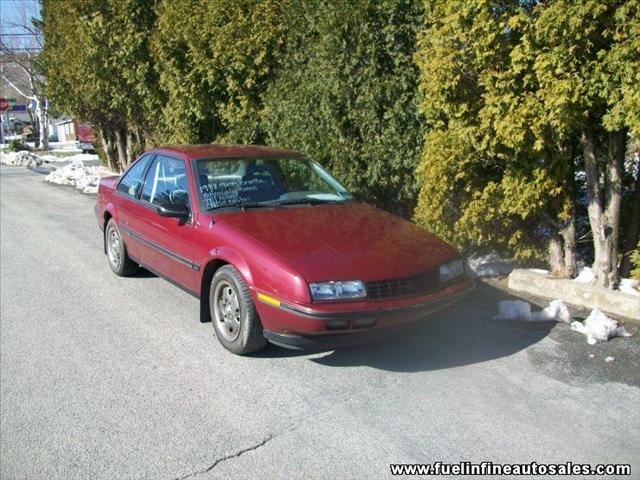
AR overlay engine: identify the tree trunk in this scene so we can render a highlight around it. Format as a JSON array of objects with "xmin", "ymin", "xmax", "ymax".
[
  {"xmin": 125, "ymin": 128, "xmax": 136, "ymax": 165},
  {"xmin": 581, "ymin": 128, "xmax": 609, "ymax": 287},
  {"xmin": 40, "ymin": 97, "xmax": 49, "ymax": 150},
  {"xmin": 548, "ymin": 233, "xmax": 565, "ymax": 275},
  {"xmin": 601, "ymin": 129, "xmax": 625, "ymax": 287},
  {"xmin": 114, "ymin": 127, "xmax": 128, "ymax": 170},
  {"xmin": 620, "ymin": 160, "xmax": 640, "ymax": 277},
  {"xmin": 98, "ymin": 127, "xmax": 118, "ymax": 172},
  {"xmin": 560, "ymin": 216, "xmax": 577, "ymax": 278},
  {"xmin": 35, "ymin": 97, "xmax": 49, "ymax": 150}
]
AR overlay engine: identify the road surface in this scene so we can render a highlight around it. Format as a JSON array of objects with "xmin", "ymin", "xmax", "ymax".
[{"xmin": 1, "ymin": 165, "xmax": 638, "ymax": 479}]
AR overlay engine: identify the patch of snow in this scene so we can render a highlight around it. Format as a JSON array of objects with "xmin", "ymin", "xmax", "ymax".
[
  {"xmin": 574, "ymin": 266, "xmax": 595, "ymax": 284},
  {"xmin": 570, "ymin": 309, "xmax": 632, "ymax": 344},
  {"xmin": 588, "ymin": 353, "xmax": 595, "ymax": 359},
  {"xmin": 50, "ymin": 148, "xmax": 83, "ymax": 153},
  {"xmin": 530, "ymin": 299, "xmax": 572, "ymax": 323},
  {"xmin": 45, "ymin": 160, "xmax": 115, "ymax": 194},
  {"xmin": 58, "ymin": 153, "xmax": 99, "ymax": 162},
  {"xmin": 49, "ymin": 142, "xmax": 82, "ymax": 153},
  {"xmin": 495, "ymin": 299, "xmax": 572, "ymax": 322},
  {"xmin": 573, "ymin": 265, "xmax": 639, "ymax": 296},
  {"xmin": 1, "ymin": 150, "xmax": 99, "ymax": 166},
  {"xmin": 38, "ymin": 154, "xmax": 65, "ymax": 163},
  {"xmin": 467, "ymin": 252, "xmax": 515, "ymax": 278},
  {"xmin": 619, "ymin": 278, "xmax": 640, "ymax": 296},
  {"xmin": 605, "ymin": 356, "xmax": 615, "ymax": 363},
  {"xmin": 528, "ymin": 268, "xmax": 549, "ymax": 275},
  {"xmin": 0, "ymin": 151, "xmax": 43, "ymax": 166}
]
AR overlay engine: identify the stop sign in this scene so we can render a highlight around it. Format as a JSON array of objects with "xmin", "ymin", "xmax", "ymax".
[{"xmin": 0, "ymin": 98, "xmax": 9, "ymax": 111}]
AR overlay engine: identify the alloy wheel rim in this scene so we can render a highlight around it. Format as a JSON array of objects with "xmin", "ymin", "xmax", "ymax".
[
  {"xmin": 213, "ymin": 280, "xmax": 242, "ymax": 342},
  {"xmin": 107, "ymin": 227, "xmax": 121, "ymax": 268}
]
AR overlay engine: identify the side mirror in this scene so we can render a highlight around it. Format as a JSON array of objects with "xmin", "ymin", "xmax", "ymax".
[{"xmin": 157, "ymin": 203, "xmax": 189, "ymax": 220}]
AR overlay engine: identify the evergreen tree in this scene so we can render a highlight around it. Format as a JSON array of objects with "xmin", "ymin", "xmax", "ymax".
[{"xmin": 262, "ymin": 0, "xmax": 424, "ymax": 217}]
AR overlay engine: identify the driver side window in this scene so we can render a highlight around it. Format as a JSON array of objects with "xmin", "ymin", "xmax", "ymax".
[{"xmin": 141, "ymin": 155, "xmax": 189, "ymax": 208}]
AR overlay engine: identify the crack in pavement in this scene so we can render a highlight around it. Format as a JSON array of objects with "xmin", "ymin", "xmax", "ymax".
[
  {"xmin": 170, "ymin": 386, "xmax": 366, "ymax": 480},
  {"xmin": 172, "ymin": 434, "xmax": 275, "ymax": 480}
]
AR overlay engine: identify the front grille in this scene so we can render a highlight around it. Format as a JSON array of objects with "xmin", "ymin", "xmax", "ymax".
[{"xmin": 366, "ymin": 270, "xmax": 440, "ymax": 300}]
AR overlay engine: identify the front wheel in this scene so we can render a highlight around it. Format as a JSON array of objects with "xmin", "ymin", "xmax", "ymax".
[{"xmin": 210, "ymin": 265, "xmax": 267, "ymax": 355}]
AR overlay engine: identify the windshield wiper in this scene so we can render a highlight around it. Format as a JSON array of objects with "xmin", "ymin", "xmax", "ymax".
[
  {"xmin": 273, "ymin": 198, "xmax": 341, "ymax": 207},
  {"xmin": 207, "ymin": 198, "xmax": 344, "ymax": 212},
  {"xmin": 207, "ymin": 201, "xmax": 274, "ymax": 212}
]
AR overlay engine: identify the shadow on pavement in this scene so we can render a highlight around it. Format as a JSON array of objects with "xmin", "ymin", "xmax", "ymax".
[
  {"xmin": 256, "ymin": 282, "xmax": 555, "ymax": 372},
  {"xmin": 133, "ymin": 267, "xmax": 158, "ymax": 279}
]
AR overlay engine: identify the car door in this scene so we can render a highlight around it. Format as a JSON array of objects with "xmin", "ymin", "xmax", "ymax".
[
  {"xmin": 127, "ymin": 154, "xmax": 199, "ymax": 293},
  {"xmin": 114, "ymin": 153, "xmax": 154, "ymax": 261}
]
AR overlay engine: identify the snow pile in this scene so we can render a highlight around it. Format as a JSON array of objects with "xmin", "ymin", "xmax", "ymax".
[
  {"xmin": 58, "ymin": 153, "xmax": 99, "ymax": 163},
  {"xmin": 528, "ymin": 268, "xmax": 550, "ymax": 275},
  {"xmin": 0, "ymin": 151, "xmax": 43, "ymax": 167},
  {"xmin": 494, "ymin": 299, "xmax": 572, "ymax": 322},
  {"xmin": 573, "ymin": 265, "xmax": 639, "ymax": 296},
  {"xmin": 467, "ymin": 252, "xmax": 515, "ymax": 278},
  {"xmin": 531, "ymin": 299, "xmax": 572, "ymax": 322},
  {"xmin": 574, "ymin": 266, "xmax": 595, "ymax": 284},
  {"xmin": 1, "ymin": 150, "xmax": 99, "ymax": 166},
  {"xmin": 49, "ymin": 141, "xmax": 82, "ymax": 153},
  {"xmin": 619, "ymin": 278, "xmax": 640, "ymax": 296},
  {"xmin": 570, "ymin": 309, "xmax": 632, "ymax": 345},
  {"xmin": 38, "ymin": 154, "xmax": 64, "ymax": 163},
  {"xmin": 45, "ymin": 160, "xmax": 113, "ymax": 194},
  {"xmin": 38, "ymin": 152, "xmax": 98, "ymax": 164}
]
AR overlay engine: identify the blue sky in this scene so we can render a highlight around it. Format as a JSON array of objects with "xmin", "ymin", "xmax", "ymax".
[{"xmin": 0, "ymin": 0, "xmax": 41, "ymax": 34}]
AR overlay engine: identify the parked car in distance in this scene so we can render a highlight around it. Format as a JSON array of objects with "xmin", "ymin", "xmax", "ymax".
[
  {"xmin": 55, "ymin": 118, "xmax": 96, "ymax": 152},
  {"xmin": 95, "ymin": 145, "xmax": 475, "ymax": 354}
]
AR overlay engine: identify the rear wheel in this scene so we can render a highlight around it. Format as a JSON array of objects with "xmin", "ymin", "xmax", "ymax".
[
  {"xmin": 105, "ymin": 218, "xmax": 138, "ymax": 276},
  {"xmin": 210, "ymin": 265, "xmax": 267, "ymax": 355}
]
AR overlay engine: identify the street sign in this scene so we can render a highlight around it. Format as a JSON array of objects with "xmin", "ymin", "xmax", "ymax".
[{"xmin": 0, "ymin": 98, "xmax": 9, "ymax": 112}]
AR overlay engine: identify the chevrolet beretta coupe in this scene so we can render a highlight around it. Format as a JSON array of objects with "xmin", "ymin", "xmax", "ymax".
[{"xmin": 95, "ymin": 145, "xmax": 474, "ymax": 354}]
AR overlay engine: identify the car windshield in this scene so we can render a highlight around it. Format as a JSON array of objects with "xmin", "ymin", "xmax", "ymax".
[{"xmin": 195, "ymin": 156, "xmax": 353, "ymax": 211}]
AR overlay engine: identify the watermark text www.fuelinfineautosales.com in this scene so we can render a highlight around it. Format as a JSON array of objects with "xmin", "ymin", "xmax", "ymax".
[{"xmin": 389, "ymin": 461, "xmax": 631, "ymax": 476}]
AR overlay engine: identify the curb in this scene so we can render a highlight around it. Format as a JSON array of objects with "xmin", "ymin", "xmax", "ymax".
[{"xmin": 508, "ymin": 269, "xmax": 640, "ymax": 321}]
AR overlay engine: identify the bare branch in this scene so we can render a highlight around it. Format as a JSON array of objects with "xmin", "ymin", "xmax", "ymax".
[
  {"xmin": 1, "ymin": 74, "xmax": 37, "ymax": 101},
  {"xmin": 3, "ymin": 21, "xmax": 43, "ymax": 49},
  {"xmin": 0, "ymin": 39, "xmax": 36, "ymax": 72}
]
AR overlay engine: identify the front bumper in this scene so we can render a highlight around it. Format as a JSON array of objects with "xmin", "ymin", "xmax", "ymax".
[{"xmin": 260, "ymin": 278, "xmax": 475, "ymax": 350}]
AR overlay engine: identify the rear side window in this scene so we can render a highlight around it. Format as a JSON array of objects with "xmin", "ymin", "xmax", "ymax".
[{"xmin": 116, "ymin": 155, "xmax": 152, "ymax": 197}]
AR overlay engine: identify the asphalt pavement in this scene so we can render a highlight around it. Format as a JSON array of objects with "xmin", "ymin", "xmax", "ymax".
[{"xmin": 1, "ymin": 165, "xmax": 638, "ymax": 479}]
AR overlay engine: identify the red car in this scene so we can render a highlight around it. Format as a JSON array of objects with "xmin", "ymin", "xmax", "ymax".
[{"xmin": 95, "ymin": 145, "xmax": 475, "ymax": 354}]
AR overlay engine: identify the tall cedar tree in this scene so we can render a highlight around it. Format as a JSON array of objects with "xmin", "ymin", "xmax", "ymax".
[
  {"xmin": 262, "ymin": 0, "xmax": 425, "ymax": 217},
  {"xmin": 414, "ymin": 0, "xmax": 639, "ymax": 286}
]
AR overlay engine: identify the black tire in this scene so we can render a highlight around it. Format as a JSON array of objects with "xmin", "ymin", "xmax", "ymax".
[
  {"xmin": 105, "ymin": 218, "xmax": 138, "ymax": 276},
  {"xmin": 210, "ymin": 265, "xmax": 267, "ymax": 355}
]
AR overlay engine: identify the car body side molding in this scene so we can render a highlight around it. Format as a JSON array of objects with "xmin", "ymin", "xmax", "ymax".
[{"xmin": 121, "ymin": 224, "xmax": 200, "ymax": 271}]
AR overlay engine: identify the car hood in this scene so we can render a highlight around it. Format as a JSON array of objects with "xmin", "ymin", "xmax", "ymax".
[{"xmin": 217, "ymin": 202, "xmax": 459, "ymax": 282}]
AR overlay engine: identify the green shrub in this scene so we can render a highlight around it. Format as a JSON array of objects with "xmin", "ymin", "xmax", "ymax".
[
  {"xmin": 8, "ymin": 139, "xmax": 31, "ymax": 152},
  {"xmin": 630, "ymin": 242, "xmax": 640, "ymax": 280},
  {"xmin": 262, "ymin": 0, "xmax": 424, "ymax": 218}
]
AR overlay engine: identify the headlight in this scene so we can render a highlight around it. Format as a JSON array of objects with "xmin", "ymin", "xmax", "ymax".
[
  {"xmin": 309, "ymin": 280, "xmax": 366, "ymax": 301},
  {"xmin": 439, "ymin": 259, "xmax": 464, "ymax": 283}
]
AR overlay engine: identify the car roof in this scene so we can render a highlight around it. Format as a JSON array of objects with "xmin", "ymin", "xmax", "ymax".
[{"xmin": 151, "ymin": 144, "xmax": 303, "ymax": 161}]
